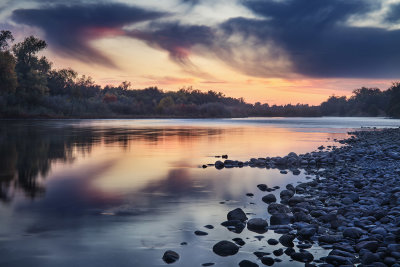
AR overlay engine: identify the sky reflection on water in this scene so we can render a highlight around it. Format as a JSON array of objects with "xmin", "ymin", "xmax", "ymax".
[{"xmin": 0, "ymin": 118, "xmax": 398, "ymax": 266}]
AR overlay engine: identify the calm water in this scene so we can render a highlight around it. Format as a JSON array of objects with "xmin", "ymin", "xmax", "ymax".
[{"xmin": 0, "ymin": 117, "xmax": 399, "ymax": 267}]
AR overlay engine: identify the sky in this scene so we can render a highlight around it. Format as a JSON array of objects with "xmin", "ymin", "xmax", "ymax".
[{"xmin": 1, "ymin": 0, "xmax": 400, "ymax": 104}]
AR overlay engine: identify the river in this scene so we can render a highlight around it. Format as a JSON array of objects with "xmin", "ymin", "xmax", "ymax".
[{"xmin": 0, "ymin": 117, "xmax": 399, "ymax": 266}]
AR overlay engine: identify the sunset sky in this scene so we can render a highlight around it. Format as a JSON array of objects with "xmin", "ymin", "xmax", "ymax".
[{"xmin": 1, "ymin": 0, "xmax": 400, "ymax": 104}]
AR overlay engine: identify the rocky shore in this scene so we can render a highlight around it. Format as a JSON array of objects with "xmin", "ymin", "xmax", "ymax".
[{"xmin": 165, "ymin": 128, "xmax": 400, "ymax": 266}]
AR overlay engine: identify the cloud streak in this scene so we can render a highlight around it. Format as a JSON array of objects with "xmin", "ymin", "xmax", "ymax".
[{"xmin": 12, "ymin": 3, "xmax": 167, "ymax": 66}]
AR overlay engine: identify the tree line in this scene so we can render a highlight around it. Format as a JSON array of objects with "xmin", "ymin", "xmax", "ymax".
[{"xmin": 1, "ymin": 30, "xmax": 400, "ymax": 118}]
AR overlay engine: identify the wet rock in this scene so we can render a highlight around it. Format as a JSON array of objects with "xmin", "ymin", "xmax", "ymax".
[
  {"xmin": 292, "ymin": 169, "xmax": 301, "ymax": 175},
  {"xmin": 227, "ymin": 208, "xmax": 248, "ymax": 222},
  {"xmin": 291, "ymin": 251, "xmax": 314, "ymax": 263},
  {"xmin": 343, "ymin": 227, "xmax": 365, "ymax": 239},
  {"xmin": 361, "ymin": 252, "xmax": 380, "ymax": 265},
  {"xmin": 297, "ymin": 242, "xmax": 312, "ymax": 249},
  {"xmin": 194, "ymin": 230, "xmax": 208, "ymax": 236},
  {"xmin": 267, "ymin": 238, "xmax": 279, "ymax": 245},
  {"xmin": 273, "ymin": 248, "xmax": 284, "ymax": 256},
  {"xmin": 232, "ymin": 237, "xmax": 245, "ymax": 246},
  {"xmin": 286, "ymin": 184, "xmax": 295, "ymax": 191},
  {"xmin": 325, "ymin": 255, "xmax": 353, "ymax": 265},
  {"xmin": 239, "ymin": 260, "xmax": 259, "ymax": 267},
  {"xmin": 262, "ymin": 194, "xmax": 277, "ymax": 203},
  {"xmin": 371, "ymin": 227, "xmax": 387, "ymax": 236},
  {"xmin": 204, "ymin": 225, "xmax": 214, "ymax": 229},
  {"xmin": 284, "ymin": 247, "xmax": 295, "ymax": 256},
  {"xmin": 261, "ymin": 256, "xmax": 274, "ymax": 266},
  {"xmin": 355, "ymin": 240, "xmax": 379, "ymax": 252},
  {"xmin": 280, "ymin": 190, "xmax": 295, "ymax": 199},
  {"xmin": 279, "ymin": 234, "xmax": 295, "ymax": 247},
  {"xmin": 318, "ymin": 235, "xmax": 343, "ymax": 244},
  {"xmin": 288, "ymin": 196, "xmax": 306, "ymax": 206},
  {"xmin": 270, "ymin": 213, "xmax": 291, "ymax": 225},
  {"xmin": 212, "ymin": 240, "xmax": 239, "ymax": 256},
  {"xmin": 297, "ymin": 227, "xmax": 316, "ymax": 239},
  {"xmin": 162, "ymin": 250, "xmax": 180, "ymax": 264},
  {"xmin": 221, "ymin": 220, "xmax": 245, "ymax": 233},
  {"xmin": 268, "ymin": 203, "xmax": 290, "ymax": 214},
  {"xmin": 247, "ymin": 218, "xmax": 268, "ymax": 233},
  {"xmin": 202, "ymin": 263, "xmax": 215, "ymax": 266},
  {"xmin": 293, "ymin": 211, "xmax": 312, "ymax": 223},
  {"xmin": 257, "ymin": 184, "xmax": 268, "ymax": 191},
  {"xmin": 215, "ymin": 161, "xmax": 224, "ymax": 169}
]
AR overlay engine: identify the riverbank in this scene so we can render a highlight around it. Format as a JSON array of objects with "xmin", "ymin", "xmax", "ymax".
[{"xmin": 179, "ymin": 128, "xmax": 400, "ymax": 266}]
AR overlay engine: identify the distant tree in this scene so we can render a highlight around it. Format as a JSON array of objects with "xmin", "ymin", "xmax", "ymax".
[
  {"xmin": 119, "ymin": 81, "xmax": 131, "ymax": 91},
  {"xmin": 387, "ymin": 82, "xmax": 400, "ymax": 117},
  {"xmin": 320, "ymin": 95, "xmax": 348, "ymax": 116},
  {"xmin": 0, "ymin": 31, "xmax": 17, "ymax": 94},
  {"xmin": 157, "ymin": 96, "xmax": 175, "ymax": 113},
  {"xmin": 13, "ymin": 36, "xmax": 51, "ymax": 99},
  {"xmin": 349, "ymin": 87, "xmax": 387, "ymax": 116},
  {"xmin": 103, "ymin": 93, "xmax": 117, "ymax": 103},
  {"xmin": 47, "ymin": 68, "xmax": 78, "ymax": 96}
]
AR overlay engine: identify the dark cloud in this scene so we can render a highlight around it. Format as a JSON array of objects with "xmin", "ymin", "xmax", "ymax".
[
  {"xmin": 386, "ymin": 3, "xmax": 400, "ymax": 23},
  {"xmin": 8, "ymin": 0, "xmax": 400, "ymax": 79},
  {"xmin": 126, "ymin": 22, "xmax": 217, "ymax": 78},
  {"xmin": 127, "ymin": 22, "xmax": 214, "ymax": 65},
  {"xmin": 234, "ymin": 0, "xmax": 400, "ymax": 78},
  {"xmin": 12, "ymin": 3, "xmax": 167, "ymax": 66}
]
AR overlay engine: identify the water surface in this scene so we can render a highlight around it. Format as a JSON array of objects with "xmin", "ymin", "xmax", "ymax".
[{"xmin": 0, "ymin": 117, "xmax": 399, "ymax": 266}]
